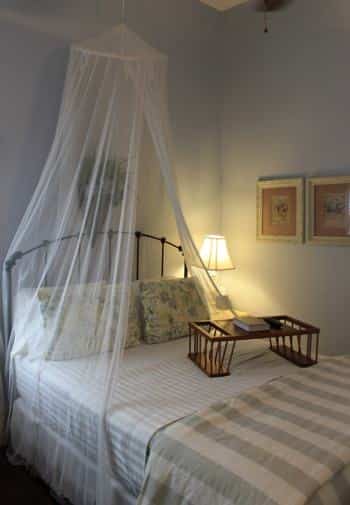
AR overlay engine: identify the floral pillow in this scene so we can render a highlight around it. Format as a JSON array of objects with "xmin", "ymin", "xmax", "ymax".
[
  {"xmin": 140, "ymin": 277, "xmax": 209, "ymax": 344},
  {"xmin": 96, "ymin": 282, "xmax": 141, "ymax": 350}
]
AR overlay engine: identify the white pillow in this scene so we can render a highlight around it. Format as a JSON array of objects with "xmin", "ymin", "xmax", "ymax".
[
  {"xmin": 14, "ymin": 281, "xmax": 141, "ymax": 361},
  {"xmin": 12, "ymin": 288, "xmax": 46, "ymax": 358},
  {"xmin": 42, "ymin": 282, "xmax": 106, "ymax": 361},
  {"xmin": 13, "ymin": 283, "xmax": 106, "ymax": 361}
]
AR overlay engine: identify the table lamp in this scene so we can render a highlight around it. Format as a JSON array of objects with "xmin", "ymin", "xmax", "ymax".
[
  {"xmin": 200, "ymin": 235, "xmax": 235, "ymax": 314},
  {"xmin": 199, "ymin": 235, "xmax": 235, "ymax": 273}
]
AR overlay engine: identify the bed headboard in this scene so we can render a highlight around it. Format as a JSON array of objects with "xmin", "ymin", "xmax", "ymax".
[{"xmin": 2, "ymin": 230, "xmax": 187, "ymax": 345}]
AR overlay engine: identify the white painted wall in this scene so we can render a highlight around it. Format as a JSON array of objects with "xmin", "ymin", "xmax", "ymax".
[{"xmin": 220, "ymin": 0, "xmax": 350, "ymax": 355}]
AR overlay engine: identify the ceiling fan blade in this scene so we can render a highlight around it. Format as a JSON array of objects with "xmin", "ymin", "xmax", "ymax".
[{"xmin": 251, "ymin": 0, "xmax": 294, "ymax": 11}]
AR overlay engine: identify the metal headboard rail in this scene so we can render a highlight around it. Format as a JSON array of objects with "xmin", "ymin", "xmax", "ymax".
[{"xmin": 2, "ymin": 230, "xmax": 188, "ymax": 345}]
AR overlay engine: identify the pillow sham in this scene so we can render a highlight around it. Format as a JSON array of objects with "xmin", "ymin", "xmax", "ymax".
[
  {"xmin": 140, "ymin": 277, "xmax": 209, "ymax": 344},
  {"xmin": 43, "ymin": 281, "xmax": 141, "ymax": 360},
  {"xmin": 13, "ymin": 283, "xmax": 106, "ymax": 360},
  {"xmin": 39, "ymin": 282, "xmax": 106, "ymax": 361},
  {"xmin": 35, "ymin": 280, "xmax": 141, "ymax": 360}
]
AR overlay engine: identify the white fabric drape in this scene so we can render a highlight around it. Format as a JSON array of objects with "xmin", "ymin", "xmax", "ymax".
[
  {"xmin": 3, "ymin": 24, "xmax": 230, "ymax": 505},
  {"xmin": 143, "ymin": 61, "xmax": 224, "ymax": 315}
]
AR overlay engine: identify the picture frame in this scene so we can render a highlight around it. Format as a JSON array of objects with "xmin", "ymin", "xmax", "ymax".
[
  {"xmin": 307, "ymin": 176, "xmax": 350, "ymax": 245},
  {"xmin": 257, "ymin": 178, "xmax": 304, "ymax": 243}
]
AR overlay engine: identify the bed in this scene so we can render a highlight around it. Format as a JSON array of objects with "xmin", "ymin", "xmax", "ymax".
[
  {"xmin": 5, "ymin": 231, "xmax": 350, "ymax": 505},
  {"xmin": 3, "ymin": 230, "xmax": 290, "ymax": 504}
]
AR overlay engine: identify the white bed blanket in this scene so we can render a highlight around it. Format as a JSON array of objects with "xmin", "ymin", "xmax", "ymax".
[{"xmin": 14, "ymin": 338, "xmax": 296, "ymax": 498}]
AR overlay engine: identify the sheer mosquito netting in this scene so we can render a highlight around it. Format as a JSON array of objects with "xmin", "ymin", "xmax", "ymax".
[{"xmin": 2, "ymin": 24, "xmax": 232, "ymax": 505}]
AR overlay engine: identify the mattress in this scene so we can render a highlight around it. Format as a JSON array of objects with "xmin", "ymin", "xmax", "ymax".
[{"xmin": 13, "ymin": 338, "xmax": 297, "ymax": 498}]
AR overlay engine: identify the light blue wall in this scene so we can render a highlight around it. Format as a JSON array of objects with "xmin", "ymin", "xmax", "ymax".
[
  {"xmin": 0, "ymin": 0, "xmax": 224, "ymax": 267},
  {"xmin": 0, "ymin": 20, "xmax": 67, "ymax": 262},
  {"xmin": 220, "ymin": 0, "xmax": 350, "ymax": 354}
]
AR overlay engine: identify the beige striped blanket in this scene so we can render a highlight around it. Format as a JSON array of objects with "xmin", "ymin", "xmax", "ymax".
[{"xmin": 138, "ymin": 357, "xmax": 350, "ymax": 505}]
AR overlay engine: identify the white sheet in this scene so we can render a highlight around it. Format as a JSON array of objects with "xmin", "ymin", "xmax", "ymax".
[{"xmin": 13, "ymin": 338, "xmax": 297, "ymax": 498}]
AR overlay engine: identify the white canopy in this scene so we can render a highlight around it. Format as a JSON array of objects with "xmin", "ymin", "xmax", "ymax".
[
  {"xmin": 74, "ymin": 24, "xmax": 166, "ymax": 61},
  {"xmin": 3, "ymin": 24, "xmax": 231, "ymax": 505}
]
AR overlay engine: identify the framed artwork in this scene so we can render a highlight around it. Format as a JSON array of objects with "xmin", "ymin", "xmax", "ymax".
[
  {"xmin": 257, "ymin": 178, "xmax": 304, "ymax": 243},
  {"xmin": 307, "ymin": 176, "xmax": 350, "ymax": 245}
]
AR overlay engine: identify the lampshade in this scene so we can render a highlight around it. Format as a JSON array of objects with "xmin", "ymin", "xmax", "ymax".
[{"xmin": 200, "ymin": 235, "xmax": 235, "ymax": 271}]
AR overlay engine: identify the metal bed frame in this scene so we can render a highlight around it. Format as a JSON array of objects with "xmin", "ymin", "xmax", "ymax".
[{"xmin": 2, "ymin": 230, "xmax": 187, "ymax": 345}]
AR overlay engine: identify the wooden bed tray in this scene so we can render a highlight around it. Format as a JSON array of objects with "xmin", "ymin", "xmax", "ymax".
[{"xmin": 189, "ymin": 316, "xmax": 320, "ymax": 378}]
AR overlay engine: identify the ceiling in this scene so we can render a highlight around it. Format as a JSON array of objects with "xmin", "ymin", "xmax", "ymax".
[{"xmin": 199, "ymin": 0, "xmax": 247, "ymax": 11}]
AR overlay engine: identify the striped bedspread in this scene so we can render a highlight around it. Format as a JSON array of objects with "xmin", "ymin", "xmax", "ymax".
[
  {"xmin": 138, "ymin": 357, "xmax": 350, "ymax": 505},
  {"xmin": 14, "ymin": 340, "xmax": 294, "ymax": 500}
]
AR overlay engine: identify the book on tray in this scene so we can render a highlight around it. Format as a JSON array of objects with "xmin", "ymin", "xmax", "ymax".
[{"xmin": 234, "ymin": 316, "xmax": 270, "ymax": 332}]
